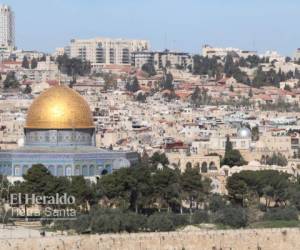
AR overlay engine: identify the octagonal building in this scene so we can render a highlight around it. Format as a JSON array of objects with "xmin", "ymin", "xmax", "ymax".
[{"xmin": 0, "ymin": 85, "xmax": 138, "ymax": 181}]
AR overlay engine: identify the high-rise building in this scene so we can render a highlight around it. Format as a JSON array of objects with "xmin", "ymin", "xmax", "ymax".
[
  {"xmin": 0, "ymin": 4, "xmax": 14, "ymax": 50},
  {"xmin": 68, "ymin": 37, "xmax": 149, "ymax": 68}
]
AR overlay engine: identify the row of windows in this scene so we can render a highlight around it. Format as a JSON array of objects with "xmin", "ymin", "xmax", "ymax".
[
  {"xmin": 27, "ymin": 134, "xmax": 91, "ymax": 142},
  {"xmin": 185, "ymin": 161, "xmax": 217, "ymax": 173},
  {"xmin": 0, "ymin": 164, "xmax": 111, "ymax": 177}
]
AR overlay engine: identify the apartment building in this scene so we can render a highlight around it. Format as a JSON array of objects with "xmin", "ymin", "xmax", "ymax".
[
  {"xmin": 131, "ymin": 50, "xmax": 192, "ymax": 70},
  {"xmin": 67, "ymin": 37, "xmax": 149, "ymax": 68},
  {"xmin": 0, "ymin": 5, "xmax": 14, "ymax": 50}
]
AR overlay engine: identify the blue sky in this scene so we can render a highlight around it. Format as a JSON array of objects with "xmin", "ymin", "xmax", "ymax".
[{"xmin": 3, "ymin": 0, "xmax": 300, "ymax": 55}]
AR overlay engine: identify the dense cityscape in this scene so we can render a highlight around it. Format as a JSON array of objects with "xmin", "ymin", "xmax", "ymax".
[{"xmin": 1, "ymin": 2, "xmax": 300, "ymax": 250}]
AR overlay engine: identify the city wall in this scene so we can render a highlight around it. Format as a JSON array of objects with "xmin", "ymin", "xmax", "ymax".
[{"xmin": 0, "ymin": 228, "xmax": 300, "ymax": 250}]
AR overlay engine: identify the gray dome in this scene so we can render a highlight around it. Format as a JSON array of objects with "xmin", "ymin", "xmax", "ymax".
[{"xmin": 237, "ymin": 127, "xmax": 251, "ymax": 138}]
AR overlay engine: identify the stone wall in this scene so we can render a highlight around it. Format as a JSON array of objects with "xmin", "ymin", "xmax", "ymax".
[{"xmin": 1, "ymin": 228, "xmax": 300, "ymax": 250}]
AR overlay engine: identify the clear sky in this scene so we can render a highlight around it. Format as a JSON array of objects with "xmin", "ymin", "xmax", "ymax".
[{"xmin": 3, "ymin": 0, "xmax": 300, "ymax": 56}]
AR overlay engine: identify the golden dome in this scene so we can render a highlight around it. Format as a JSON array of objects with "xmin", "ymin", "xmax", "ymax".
[{"xmin": 25, "ymin": 85, "xmax": 94, "ymax": 129}]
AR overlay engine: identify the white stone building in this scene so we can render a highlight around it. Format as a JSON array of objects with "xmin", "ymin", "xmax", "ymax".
[{"xmin": 67, "ymin": 37, "xmax": 149, "ymax": 68}]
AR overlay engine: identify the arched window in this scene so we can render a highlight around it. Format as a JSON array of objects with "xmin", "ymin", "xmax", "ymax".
[
  {"xmin": 48, "ymin": 165, "xmax": 55, "ymax": 175},
  {"xmin": 82, "ymin": 165, "xmax": 88, "ymax": 176},
  {"xmin": 74, "ymin": 165, "xmax": 81, "ymax": 176},
  {"xmin": 57, "ymin": 165, "xmax": 64, "ymax": 176},
  {"xmin": 22, "ymin": 165, "xmax": 29, "ymax": 175},
  {"xmin": 186, "ymin": 162, "xmax": 192, "ymax": 169},
  {"xmin": 97, "ymin": 165, "xmax": 103, "ymax": 175},
  {"xmin": 3, "ymin": 165, "xmax": 11, "ymax": 175},
  {"xmin": 201, "ymin": 162, "xmax": 208, "ymax": 173},
  {"xmin": 90, "ymin": 165, "xmax": 95, "ymax": 176},
  {"xmin": 65, "ymin": 165, "xmax": 72, "ymax": 176},
  {"xmin": 14, "ymin": 165, "xmax": 21, "ymax": 176},
  {"xmin": 209, "ymin": 162, "xmax": 217, "ymax": 171},
  {"xmin": 194, "ymin": 163, "xmax": 200, "ymax": 172}
]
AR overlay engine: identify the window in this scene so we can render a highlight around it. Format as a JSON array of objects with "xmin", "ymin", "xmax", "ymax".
[
  {"xmin": 97, "ymin": 165, "xmax": 103, "ymax": 175},
  {"xmin": 90, "ymin": 165, "xmax": 95, "ymax": 176},
  {"xmin": 48, "ymin": 165, "xmax": 55, "ymax": 175},
  {"xmin": 22, "ymin": 165, "xmax": 29, "ymax": 175},
  {"xmin": 14, "ymin": 165, "xmax": 20, "ymax": 176},
  {"xmin": 65, "ymin": 165, "xmax": 72, "ymax": 176},
  {"xmin": 57, "ymin": 165, "xmax": 64, "ymax": 176},
  {"xmin": 82, "ymin": 165, "xmax": 88, "ymax": 176},
  {"xmin": 74, "ymin": 165, "xmax": 81, "ymax": 176}
]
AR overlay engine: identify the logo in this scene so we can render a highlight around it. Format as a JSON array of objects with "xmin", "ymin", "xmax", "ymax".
[{"xmin": 9, "ymin": 193, "xmax": 77, "ymax": 221}]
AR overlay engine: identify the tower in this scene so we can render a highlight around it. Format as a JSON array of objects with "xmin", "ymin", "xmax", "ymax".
[{"xmin": 0, "ymin": 5, "xmax": 15, "ymax": 50}]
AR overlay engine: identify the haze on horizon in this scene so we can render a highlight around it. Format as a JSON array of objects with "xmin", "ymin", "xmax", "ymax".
[{"xmin": 3, "ymin": 0, "xmax": 300, "ymax": 56}]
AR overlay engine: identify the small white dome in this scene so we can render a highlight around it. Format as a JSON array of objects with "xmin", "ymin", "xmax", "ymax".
[{"xmin": 237, "ymin": 127, "xmax": 251, "ymax": 138}]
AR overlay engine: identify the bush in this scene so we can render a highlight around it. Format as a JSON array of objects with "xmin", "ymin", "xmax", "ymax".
[
  {"xmin": 214, "ymin": 206, "xmax": 248, "ymax": 228},
  {"xmin": 263, "ymin": 207, "xmax": 298, "ymax": 221},
  {"xmin": 192, "ymin": 210, "xmax": 209, "ymax": 224},
  {"xmin": 120, "ymin": 211, "xmax": 147, "ymax": 232},
  {"xmin": 90, "ymin": 208, "xmax": 146, "ymax": 233},
  {"xmin": 169, "ymin": 213, "xmax": 189, "ymax": 227},
  {"xmin": 209, "ymin": 194, "xmax": 227, "ymax": 212},
  {"xmin": 71, "ymin": 214, "xmax": 92, "ymax": 233},
  {"xmin": 147, "ymin": 213, "xmax": 174, "ymax": 232}
]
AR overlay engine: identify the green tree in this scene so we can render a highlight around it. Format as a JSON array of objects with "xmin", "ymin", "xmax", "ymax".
[
  {"xmin": 248, "ymin": 88, "xmax": 253, "ymax": 98},
  {"xmin": 190, "ymin": 87, "xmax": 211, "ymax": 107},
  {"xmin": 22, "ymin": 56, "xmax": 29, "ymax": 69},
  {"xmin": 147, "ymin": 213, "xmax": 174, "ymax": 231},
  {"xmin": 160, "ymin": 73, "xmax": 173, "ymax": 90},
  {"xmin": 214, "ymin": 206, "xmax": 248, "ymax": 228},
  {"xmin": 141, "ymin": 62, "xmax": 156, "ymax": 76},
  {"xmin": 56, "ymin": 54, "xmax": 91, "ymax": 77},
  {"xmin": 22, "ymin": 164, "xmax": 54, "ymax": 195},
  {"xmin": 151, "ymin": 167, "xmax": 181, "ymax": 212},
  {"xmin": 69, "ymin": 176, "xmax": 95, "ymax": 211},
  {"xmin": 3, "ymin": 71, "xmax": 19, "ymax": 89},
  {"xmin": 31, "ymin": 58, "xmax": 38, "ymax": 69},
  {"xmin": 150, "ymin": 152, "xmax": 169, "ymax": 167},
  {"xmin": 221, "ymin": 136, "xmax": 247, "ymax": 167},
  {"xmin": 226, "ymin": 170, "xmax": 291, "ymax": 208},
  {"xmin": 180, "ymin": 166, "xmax": 204, "ymax": 212},
  {"xmin": 265, "ymin": 152, "xmax": 288, "ymax": 166},
  {"xmin": 126, "ymin": 77, "xmax": 140, "ymax": 92},
  {"xmin": 284, "ymin": 84, "xmax": 292, "ymax": 91}
]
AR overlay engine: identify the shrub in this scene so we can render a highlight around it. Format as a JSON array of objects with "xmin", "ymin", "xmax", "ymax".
[
  {"xmin": 263, "ymin": 207, "xmax": 298, "ymax": 221},
  {"xmin": 169, "ymin": 213, "xmax": 189, "ymax": 227},
  {"xmin": 90, "ymin": 208, "xmax": 146, "ymax": 233},
  {"xmin": 214, "ymin": 206, "xmax": 248, "ymax": 228},
  {"xmin": 209, "ymin": 194, "xmax": 227, "ymax": 212},
  {"xmin": 192, "ymin": 210, "xmax": 209, "ymax": 224},
  {"xmin": 120, "ymin": 211, "xmax": 147, "ymax": 232},
  {"xmin": 72, "ymin": 214, "xmax": 92, "ymax": 233},
  {"xmin": 147, "ymin": 213, "xmax": 174, "ymax": 232}
]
